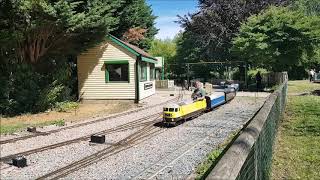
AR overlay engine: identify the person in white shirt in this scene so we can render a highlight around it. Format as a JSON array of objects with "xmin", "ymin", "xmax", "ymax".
[{"xmin": 309, "ymin": 69, "xmax": 315, "ymax": 82}]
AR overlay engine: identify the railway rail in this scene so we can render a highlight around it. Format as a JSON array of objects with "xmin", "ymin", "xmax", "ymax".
[
  {"xmin": 1, "ymin": 90, "xmax": 183, "ymax": 179},
  {"xmin": 36, "ymin": 115, "xmax": 166, "ymax": 180},
  {"xmin": 1, "ymin": 91, "xmax": 183, "ymax": 162},
  {"xmin": 135, "ymin": 131, "xmax": 221, "ymax": 179},
  {"xmin": 134, "ymin": 98, "xmax": 267, "ymax": 179},
  {"xmin": 0, "ymin": 90, "xmax": 268, "ymax": 180},
  {"xmin": 0, "ymin": 93, "xmax": 183, "ymax": 145},
  {"xmin": 0, "ymin": 113, "xmax": 161, "ymax": 163}
]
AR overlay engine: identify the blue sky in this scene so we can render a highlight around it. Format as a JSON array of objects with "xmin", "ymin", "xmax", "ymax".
[{"xmin": 146, "ymin": 0, "xmax": 198, "ymax": 39}]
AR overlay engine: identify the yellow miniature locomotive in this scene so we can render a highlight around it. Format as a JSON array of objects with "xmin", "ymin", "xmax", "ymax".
[
  {"xmin": 163, "ymin": 99, "xmax": 207, "ymax": 125},
  {"xmin": 163, "ymin": 88, "xmax": 236, "ymax": 126}
]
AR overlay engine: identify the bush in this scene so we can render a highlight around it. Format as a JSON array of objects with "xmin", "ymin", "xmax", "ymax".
[
  {"xmin": 51, "ymin": 119, "xmax": 65, "ymax": 126},
  {"xmin": 0, "ymin": 64, "xmax": 43, "ymax": 115},
  {"xmin": 287, "ymin": 65, "xmax": 308, "ymax": 80},
  {"xmin": 0, "ymin": 58, "xmax": 77, "ymax": 116},
  {"xmin": 0, "ymin": 63, "xmax": 10, "ymax": 114},
  {"xmin": 54, "ymin": 101, "xmax": 79, "ymax": 112},
  {"xmin": 36, "ymin": 83, "xmax": 68, "ymax": 112}
]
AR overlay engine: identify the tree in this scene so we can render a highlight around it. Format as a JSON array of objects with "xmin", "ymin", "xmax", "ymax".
[
  {"xmin": 173, "ymin": 0, "xmax": 289, "ymax": 80},
  {"xmin": 231, "ymin": 6, "xmax": 320, "ymax": 73},
  {"xmin": 149, "ymin": 38, "xmax": 177, "ymax": 77},
  {"xmin": 0, "ymin": 0, "xmax": 157, "ymax": 115},
  {"xmin": 0, "ymin": 0, "xmax": 122, "ymax": 64},
  {"xmin": 176, "ymin": 0, "xmax": 289, "ymax": 62},
  {"xmin": 293, "ymin": 0, "xmax": 320, "ymax": 16},
  {"xmin": 112, "ymin": 0, "xmax": 158, "ymax": 50},
  {"xmin": 149, "ymin": 38, "xmax": 177, "ymax": 63},
  {"xmin": 123, "ymin": 27, "xmax": 148, "ymax": 43}
]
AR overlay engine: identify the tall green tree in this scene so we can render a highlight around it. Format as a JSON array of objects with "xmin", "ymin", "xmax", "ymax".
[
  {"xmin": 149, "ymin": 38, "xmax": 177, "ymax": 76},
  {"xmin": 149, "ymin": 38, "xmax": 177, "ymax": 63},
  {"xmin": 0, "ymin": 0, "xmax": 122, "ymax": 63},
  {"xmin": 293, "ymin": 0, "xmax": 320, "ymax": 16},
  {"xmin": 232, "ymin": 6, "xmax": 320, "ymax": 74},
  {"xmin": 177, "ymin": 0, "xmax": 289, "ymax": 62},
  {"xmin": 0, "ymin": 0, "xmax": 158, "ymax": 115},
  {"xmin": 173, "ymin": 0, "xmax": 289, "ymax": 79},
  {"xmin": 112, "ymin": 0, "xmax": 158, "ymax": 50}
]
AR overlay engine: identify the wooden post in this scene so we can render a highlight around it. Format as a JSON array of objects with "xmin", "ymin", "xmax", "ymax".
[
  {"xmin": 245, "ymin": 62, "xmax": 248, "ymax": 89},
  {"xmin": 187, "ymin": 63, "xmax": 190, "ymax": 90}
]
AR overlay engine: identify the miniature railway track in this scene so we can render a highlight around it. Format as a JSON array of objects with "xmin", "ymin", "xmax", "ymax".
[
  {"xmin": 133, "ymin": 99, "xmax": 267, "ymax": 180},
  {"xmin": 36, "ymin": 116, "xmax": 166, "ymax": 180},
  {"xmin": 0, "ymin": 92, "xmax": 183, "ymax": 163},
  {"xmin": 0, "ymin": 113, "xmax": 161, "ymax": 163},
  {"xmin": 0, "ymin": 94, "xmax": 183, "ymax": 145},
  {"xmin": 135, "ymin": 133, "xmax": 216, "ymax": 180}
]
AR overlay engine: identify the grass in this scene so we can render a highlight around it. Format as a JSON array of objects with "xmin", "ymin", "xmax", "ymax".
[
  {"xmin": 0, "ymin": 101, "xmax": 134, "ymax": 135},
  {"xmin": 195, "ymin": 149, "xmax": 223, "ymax": 179},
  {"xmin": 0, "ymin": 119, "xmax": 65, "ymax": 134},
  {"xmin": 54, "ymin": 101, "xmax": 79, "ymax": 112},
  {"xmin": 194, "ymin": 131, "xmax": 239, "ymax": 179},
  {"xmin": 271, "ymin": 80, "xmax": 320, "ymax": 179},
  {"xmin": 287, "ymin": 80, "xmax": 319, "ymax": 94}
]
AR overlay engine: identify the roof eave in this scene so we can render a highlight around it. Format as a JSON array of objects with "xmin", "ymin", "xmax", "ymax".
[
  {"xmin": 108, "ymin": 35, "xmax": 140, "ymax": 56},
  {"xmin": 108, "ymin": 35, "xmax": 157, "ymax": 62},
  {"xmin": 141, "ymin": 56, "xmax": 157, "ymax": 64}
]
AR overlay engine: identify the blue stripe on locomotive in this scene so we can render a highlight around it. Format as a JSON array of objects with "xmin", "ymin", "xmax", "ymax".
[{"xmin": 210, "ymin": 95, "xmax": 225, "ymax": 108}]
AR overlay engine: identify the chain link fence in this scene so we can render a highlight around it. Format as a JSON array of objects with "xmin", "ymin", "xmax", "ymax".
[{"xmin": 207, "ymin": 72, "xmax": 288, "ymax": 180}]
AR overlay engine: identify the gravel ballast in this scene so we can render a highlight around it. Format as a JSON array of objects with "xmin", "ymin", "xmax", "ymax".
[
  {"xmin": 1, "ymin": 96, "xmax": 265, "ymax": 180},
  {"xmin": 0, "ymin": 93, "xmax": 178, "ymax": 142},
  {"xmin": 0, "ymin": 94, "xmax": 178, "ymax": 157}
]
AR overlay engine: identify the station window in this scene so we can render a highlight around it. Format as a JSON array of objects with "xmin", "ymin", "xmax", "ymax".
[
  {"xmin": 150, "ymin": 63, "xmax": 155, "ymax": 80},
  {"xmin": 140, "ymin": 62, "xmax": 147, "ymax": 82},
  {"xmin": 105, "ymin": 61, "xmax": 129, "ymax": 83}
]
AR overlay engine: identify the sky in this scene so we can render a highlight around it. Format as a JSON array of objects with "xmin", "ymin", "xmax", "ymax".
[{"xmin": 146, "ymin": 0, "xmax": 198, "ymax": 40}]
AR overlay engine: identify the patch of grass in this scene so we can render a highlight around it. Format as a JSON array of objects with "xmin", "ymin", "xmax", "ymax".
[
  {"xmin": 195, "ymin": 149, "xmax": 223, "ymax": 179},
  {"xmin": 0, "ymin": 123, "xmax": 25, "ymax": 134},
  {"xmin": 195, "ymin": 131, "xmax": 239, "ymax": 179},
  {"xmin": 287, "ymin": 80, "xmax": 319, "ymax": 94},
  {"xmin": 272, "ymin": 134, "xmax": 320, "ymax": 179},
  {"xmin": 50, "ymin": 119, "xmax": 65, "ymax": 126},
  {"xmin": 271, "ymin": 95, "xmax": 320, "ymax": 179},
  {"xmin": 0, "ymin": 119, "xmax": 65, "ymax": 134},
  {"xmin": 284, "ymin": 96, "xmax": 320, "ymax": 136},
  {"xmin": 39, "ymin": 119, "xmax": 65, "ymax": 127},
  {"xmin": 54, "ymin": 101, "xmax": 79, "ymax": 112}
]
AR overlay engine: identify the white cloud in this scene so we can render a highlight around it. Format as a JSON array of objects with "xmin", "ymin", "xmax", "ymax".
[
  {"xmin": 154, "ymin": 14, "xmax": 183, "ymax": 39},
  {"xmin": 156, "ymin": 16, "xmax": 178, "ymax": 24},
  {"xmin": 155, "ymin": 24, "xmax": 183, "ymax": 39}
]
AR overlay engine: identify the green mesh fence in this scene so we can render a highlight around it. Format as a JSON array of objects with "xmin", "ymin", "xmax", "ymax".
[{"xmin": 236, "ymin": 81, "xmax": 287, "ymax": 180}]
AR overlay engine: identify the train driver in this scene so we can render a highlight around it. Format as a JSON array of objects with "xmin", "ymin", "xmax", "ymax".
[{"xmin": 191, "ymin": 81, "xmax": 206, "ymax": 101}]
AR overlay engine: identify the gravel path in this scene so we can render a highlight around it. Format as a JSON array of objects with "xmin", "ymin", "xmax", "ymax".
[
  {"xmin": 0, "ymin": 96, "xmax": 265, "ymax": 179},
  {"xmin": 0, "ymin": 94, "xmax": 179, "ymax": 157},
  {"xmin": 0, "ymin": 93, "xmax": 177, "ymax": 142}
]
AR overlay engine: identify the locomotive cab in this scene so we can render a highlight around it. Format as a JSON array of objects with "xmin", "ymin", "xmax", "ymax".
[{"xmin": 163, "ymin": 104, "xmax": 182, "ymax": 123}]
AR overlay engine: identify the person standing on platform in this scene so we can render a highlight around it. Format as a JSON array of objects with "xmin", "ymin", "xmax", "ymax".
[{"xmin": 256, "ymin": 71, "xmax": 262, "ymax": 91}]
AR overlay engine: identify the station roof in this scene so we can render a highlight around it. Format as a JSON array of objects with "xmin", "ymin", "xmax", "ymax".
[{"xmin": 108, "ymin": 34, "xmax": 157, "ymax": 64}]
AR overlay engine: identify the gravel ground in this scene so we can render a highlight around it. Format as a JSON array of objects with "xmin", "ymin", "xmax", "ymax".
[
  {"xmin": 0, "ymin": 92, "xmax": 178, "ymax": 141},
  {"xmin": 0, "ymin": 93, "xmax": 179, "ymax": 156},
  {"xmin": 0, "ymin": 96, "xmax": 265, "ymax": 179}
]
